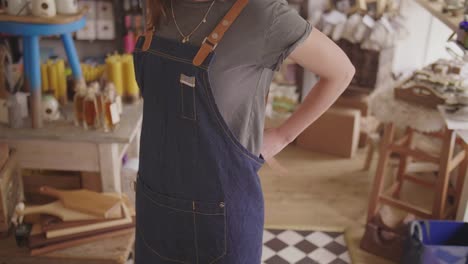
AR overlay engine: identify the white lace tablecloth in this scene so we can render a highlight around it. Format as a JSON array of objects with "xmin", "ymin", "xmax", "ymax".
[{"xmin": 370, "ymin": 88, "xmax": 445, "ymax": 133}]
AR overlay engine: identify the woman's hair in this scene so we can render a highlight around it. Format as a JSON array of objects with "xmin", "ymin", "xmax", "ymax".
[{"xmin": 147, "ymin": 0, "xmax": 169, "ymax": 29}]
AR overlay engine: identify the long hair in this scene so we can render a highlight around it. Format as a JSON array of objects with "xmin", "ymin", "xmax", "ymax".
[{"xmin": 146, "ymin": 0, "xmax": 170, "ymax": 29}]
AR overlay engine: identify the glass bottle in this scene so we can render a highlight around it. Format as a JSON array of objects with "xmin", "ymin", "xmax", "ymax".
[
  {"xmin": 82, "ymin": 88, "xmax": 100, "ymax": 130},
  {"xmin": 73, "ymin": 82, "xmax": 87, "ymax": 127}
]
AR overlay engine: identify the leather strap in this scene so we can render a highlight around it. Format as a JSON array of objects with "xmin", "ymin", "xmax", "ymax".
[
  {"xmin": 142, "ymin": 0, "xmax": 155, "ymax": 51},
  {"xmin": 193, "ymin": 0, "xmax": 249, "ymax": 66}
]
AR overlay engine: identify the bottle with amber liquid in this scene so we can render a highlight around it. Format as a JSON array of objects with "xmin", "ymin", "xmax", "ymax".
[
  {"xmin": 103, "ymin": 83, "xmax": 120, "ymax": 132},
  {"xmin": 73, "ymin": 82, "xmax": 87, "ymax": 127},
  {"xmin": 82, "ymin": 88, "xmax": 100, "ymax": 130}
]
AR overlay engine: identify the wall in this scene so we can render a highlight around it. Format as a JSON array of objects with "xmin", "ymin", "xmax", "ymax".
[{"xmin": 302, "ymin": 0, "xmax": 455, "ymax": 96}]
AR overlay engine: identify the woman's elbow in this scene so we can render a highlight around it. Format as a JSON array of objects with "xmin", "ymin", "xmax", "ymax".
[{"xmin": 343, "ymin": 59, "xmax": 356, "ymax": 83}]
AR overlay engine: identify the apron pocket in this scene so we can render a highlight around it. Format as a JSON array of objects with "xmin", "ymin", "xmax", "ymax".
[
  {"xmin": 137, "ymin": 180, "xmax": 226, "ymax": 264},
  {"xmin": 180, "ymin": 81, "xmax": 197, "ymax": 121}
]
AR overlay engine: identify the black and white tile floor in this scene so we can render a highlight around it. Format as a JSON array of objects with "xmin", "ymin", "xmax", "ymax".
[{"xmin": 262, "ymin": 229, "xmax": 351, "ymax": 264}]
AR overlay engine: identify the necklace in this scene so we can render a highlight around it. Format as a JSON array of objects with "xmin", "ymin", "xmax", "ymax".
[{"xmin": 171, "ymin": 0, "xmax": 217, "ymax": 43}]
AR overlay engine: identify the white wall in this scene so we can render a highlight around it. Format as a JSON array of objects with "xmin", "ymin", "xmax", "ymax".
[{"xmin": 302, "ymin": 0, "xmax": 455, "ymax": 95}]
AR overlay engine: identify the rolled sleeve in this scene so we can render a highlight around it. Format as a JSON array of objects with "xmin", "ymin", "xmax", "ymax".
[{"xmin": 262, "ymin": 0, "xmax": 312, "ymax": 71}]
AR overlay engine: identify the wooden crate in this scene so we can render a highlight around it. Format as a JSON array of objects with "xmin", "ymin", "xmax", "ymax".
[
  {"xmin": 0, "ymin": 149, "xmax": 24, "ymax": 233},
  {"xmin": 338, "ymin": 39, "xmax": 395, "ymax": 93},
  {"xmin": 296, "ymin": 108, "xmax": 361, "ymax": 158},
  {"xmin": 22, "ymin": 170, "xmax": 82, "ymax": 205}
]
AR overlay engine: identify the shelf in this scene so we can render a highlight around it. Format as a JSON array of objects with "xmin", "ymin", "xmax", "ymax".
[{"xmin": 414, "ymin": 0, "xmax": 464, "ymax": 31}]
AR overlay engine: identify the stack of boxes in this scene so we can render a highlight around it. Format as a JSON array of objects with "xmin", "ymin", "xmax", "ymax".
[{"xmin": 77, "ymin": 0, "xmax": 115, "ymax": 41}]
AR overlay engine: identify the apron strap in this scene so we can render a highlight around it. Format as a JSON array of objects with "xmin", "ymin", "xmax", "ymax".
[
  {"xmin": 141, "ymin": 0, "xmax": 155, "ymax": 51},
  {"xmin": 192, "ymin": 0, "xmax": 249, "ymax": 66}
]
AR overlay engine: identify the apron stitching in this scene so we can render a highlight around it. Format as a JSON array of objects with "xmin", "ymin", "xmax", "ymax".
[
  {"xmin": 201, "ymin": 73, "xmax": 264, "ymax": 165},
  {"xmin": 208, "ymin": 212, "xmax": 228, "ymax": 264},
  {"xmin": 134, "ymin": 48, "xmax": 209, "ymax": 70},
  {"xmin": 193, "ymin": 202, "xmax": 200, "ymax": 264},
  {"xmin": 136, "ymin": 227, "xmax": 190, "ymax": 263},
  {"xmin": 141, "ymin": 186, "xmax": 224, "ymax": 215}
]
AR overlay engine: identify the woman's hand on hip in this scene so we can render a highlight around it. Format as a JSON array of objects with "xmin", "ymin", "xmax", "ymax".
[{"xmin": 260, "ymin": 127, "xmax": 291, "ymax": 161}]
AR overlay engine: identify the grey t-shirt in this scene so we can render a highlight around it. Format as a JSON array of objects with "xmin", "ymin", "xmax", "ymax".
[{"xmin": 156, "ymin": 0, "xmax": 312, "ymax": 155}]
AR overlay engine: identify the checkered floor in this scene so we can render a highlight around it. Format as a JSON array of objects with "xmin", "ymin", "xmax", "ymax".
[{"xmin": 262, "ymin": 229, "xmax": 351, "ymax": 264}]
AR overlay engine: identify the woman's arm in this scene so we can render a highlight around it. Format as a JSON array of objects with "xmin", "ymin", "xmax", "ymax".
[{"xmin": 261, "ymin": 28, "xmax": 355, "ymax": 160}]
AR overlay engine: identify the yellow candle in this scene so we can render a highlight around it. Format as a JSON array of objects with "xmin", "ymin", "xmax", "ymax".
[
  {"xmin": 122, "ymin": 54, "xmax": 139, "ymax": 100},
  {"xmin": 106, "ymin": 55, "xmax": 124, "ymax": 96},
  {"xmin": 47, "ymin": 61, "xmax": 59, "ymax": 99},
  {"xmin": 56, "ymin": 59, "xmax": 67, "ymax": 104},
  {"xmin": 41, "ymin": 63, "xmax": 49, "ymax": 92}
]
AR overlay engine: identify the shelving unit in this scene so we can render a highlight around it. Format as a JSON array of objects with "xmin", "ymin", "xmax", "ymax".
[{"xmin": 414, "ymin": 0, "xmax": 464, "ymax": 31}]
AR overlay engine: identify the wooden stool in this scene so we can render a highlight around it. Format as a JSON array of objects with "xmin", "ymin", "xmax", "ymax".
[
  {"xmin": 367, "ymin": 123, "xmax": 468, "ymax": 221},
  {"xmin": 0, "ymin": 10, "xmax": 87, "ymax": 128}
]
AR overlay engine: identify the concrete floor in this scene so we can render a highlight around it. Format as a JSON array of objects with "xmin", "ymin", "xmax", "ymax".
[{"xmin": 259, "ymin": 145, "xmax": 401, "ymax": 264}]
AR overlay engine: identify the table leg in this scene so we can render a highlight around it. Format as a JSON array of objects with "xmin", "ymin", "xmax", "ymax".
[
  {"xmin": 433, "ymin": 130, "xmax": 456, "ymax": 219},
  {"xmin": 456, "ymin": 145, "xmax": 468, "ymax": 221},
  {"xmin": 61, "ymin": 33, "xmax": 83, "ymax": 83},
  {"xmin": 23, "ymin": 36, "xmax": 42, "ymax": 129},
  {"xmin": 367, "ymin": 123, "xmax": 395, "ymax": 222},
  {"xmin": 393, "ymin": 128, "xmax": 414, "ymax": 199},
  {"xmin": 98, "ymin": 143, "xmax": 122, "ymax": 193}
]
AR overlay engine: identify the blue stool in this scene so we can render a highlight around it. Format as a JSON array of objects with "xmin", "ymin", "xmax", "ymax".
[{"xmin": 0, "ymin": 12, "xmax": 86, "ymax": 128}]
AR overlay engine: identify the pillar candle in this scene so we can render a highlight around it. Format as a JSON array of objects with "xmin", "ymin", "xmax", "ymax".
[
  {"xmin": 41, "ymin": 63, "xmax": 49, "ymax": 92},
  {"xmin": 122, "ymin": 54, "xmax": 139, "ymax": 101},
  {"xmin": 56, "ymin": 59, "xmax": 67, "ymax": 104},
  {"xmin": 106, "ymin": 56, "xmax": 124, "ymax": 96},
  {"xmin": 47, "ymin": 61, "xmax": 59, "ymax": 99}
]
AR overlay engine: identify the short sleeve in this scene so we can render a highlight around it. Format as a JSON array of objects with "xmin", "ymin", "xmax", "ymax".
[{"xmin": 262, "ymin": 0, "xmax": 312, "ymax": 71}]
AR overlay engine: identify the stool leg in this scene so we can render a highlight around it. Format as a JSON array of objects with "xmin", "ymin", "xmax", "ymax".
[
  {"xmin": 24, "ymin": 36, "xmax": 42, "ymax": 129},
  {"xmin": 61, "ymin": 33, "xmax": 83, "ymax": 83},
  {"xmin": 433, "ymin": 130, "xmax": 456, "ymax": 219},
  {"xmin": 367, "ymin": 123, "xmax": 395, "ymax": 223},
  {"xmin": 455, "ymin": 144, "xmax": 468, "ymax": 219},
  {"xmin": 393, "ymin": 128, "xmax": 414, "ymax": 199}
]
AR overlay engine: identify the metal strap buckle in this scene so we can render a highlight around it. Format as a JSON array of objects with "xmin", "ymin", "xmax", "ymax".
[{"xmin": 202, "ymin": 37, "xmax": 218, "ymax": 50}]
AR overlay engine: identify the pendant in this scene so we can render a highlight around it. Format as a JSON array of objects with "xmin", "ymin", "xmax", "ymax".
[
  {"xmin": 182, "ymin": 36, "xmax": 189, "ymax": 43},
  {"xmin": 202, "ymin": 18, "xmax": 207, "ymax": 23}
]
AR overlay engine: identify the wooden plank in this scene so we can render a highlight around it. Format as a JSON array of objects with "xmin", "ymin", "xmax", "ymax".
[
  {"xmin": 413, "ymin": 0, "xmax": 462, "ymax": 31},
  {"xmin": 389, "ymin": 145, "xmax": 439, "ymax": 164},
  {"xmin": 380, "ymin": 195, "xmax": 432, "ymax": 218},
  {"xmin": 456, "ymin": 145, "xmax": 468, "ymax": 221},
  {"xmin": 433, "ymin": 130, "xmax": 456, "ymax": 218},
  {"xmin": 367, "ymin": 123, "xmax": 395, "ymax": 222},
  {"xmin": 99, "ymin": 144, "xmax": 122, "ymax": 193},
  {"xmin": 0, "ymin": 102, "xmax": 143, "ymax": 144},
  {"xmin": 0, "ymin": 230, "xmax": 134, "ymax": 264},
  {"xmin": 448, "ymin": 149, "xmax": 466, "ymax": 173},
  {"xmin": 1, "ymin": 140, "xmax": 99, "ymax": 172},
  {"xmin": 0, "ymin": 9, "xmax": 87, "ymax": 24}
]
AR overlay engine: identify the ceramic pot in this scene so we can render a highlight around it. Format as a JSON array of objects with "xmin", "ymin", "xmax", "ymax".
[
  {"xmin": 55, "ymin": 0, "xmax": 78, "ymax": 15},
  {"xmin": 31, "ymin": 0, "xmax": 56, "ymax": 17},
  {"xmin": 5, "ymin": 0, "xmax": 30, "ymax": 16}
]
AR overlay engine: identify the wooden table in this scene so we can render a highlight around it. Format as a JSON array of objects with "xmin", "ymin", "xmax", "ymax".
[
  {"xmin": 0, "ymin": 102, "xmax": 143, "ymax": 193},
  {"xmin": 0, "ymin": 229, "xmax": 134, "ymax": 264}
]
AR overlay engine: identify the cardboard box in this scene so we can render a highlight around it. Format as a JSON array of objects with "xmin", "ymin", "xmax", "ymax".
[
  {"xmin": 96, "ymin": 1, "xmax": 114, "ymax": 20},
  {"xmin": 96, "ymin": 20, "xmax": 115, "ymax": 40},
  {"xmin": 296, "ymin": 107, "xmax": 361, "ymax": 158},
  {"xmin": 334, "ymin": 94, "xmax": 373, "ymax": 147}
]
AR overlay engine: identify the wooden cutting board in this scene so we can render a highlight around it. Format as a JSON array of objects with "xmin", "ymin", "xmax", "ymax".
[
  {"xmin": 40, "ymin": 194, "xmax": 134, "ymax": 232},
  {"xmin": 46, "ymin": 204, "xmax": 132, "ymax": 239},
  {"xmin": 39, "ymin": 186, "xmax": 122, "ymax": 218},
  {"xmin": 24, "ymin": 201, "xmax": 103, "ymax": 222},
  {"xmin": 30, "ymin": 218, "xmax": 135, "ymax": 248}
]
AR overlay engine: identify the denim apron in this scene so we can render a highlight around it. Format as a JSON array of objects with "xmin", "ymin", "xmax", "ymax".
[{"xmin": 133, "ymin": 0, "xmax": 265, "ymax": 263}]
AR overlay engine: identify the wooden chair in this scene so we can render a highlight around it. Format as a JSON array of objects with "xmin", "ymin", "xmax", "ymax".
[{"xmin": 367, "ymin": 123, "xmax": 468, "ymax": 221}]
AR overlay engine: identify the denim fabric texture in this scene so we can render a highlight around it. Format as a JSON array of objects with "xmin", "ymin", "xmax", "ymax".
[{"xmin": 133, "ymin": 36, "xmax": 265, "ymax": 264}]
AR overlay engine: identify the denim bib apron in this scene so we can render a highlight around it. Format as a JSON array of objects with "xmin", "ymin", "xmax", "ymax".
[{"xmin": 133, "ymin": 0, "xmax": 265, "ymax": 263}]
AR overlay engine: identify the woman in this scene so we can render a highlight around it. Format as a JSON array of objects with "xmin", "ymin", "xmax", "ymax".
[{"xmin": 133, "ymin": 0, "xmax": 355, "ymax": 263}]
